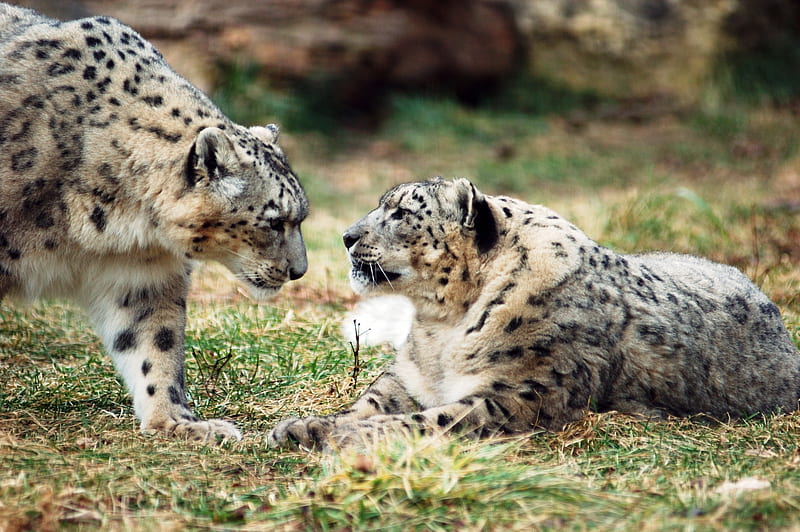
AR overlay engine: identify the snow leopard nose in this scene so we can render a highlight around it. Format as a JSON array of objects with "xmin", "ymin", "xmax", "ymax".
[
  {"xmin": 287, "ymin": 228, "xmax": 307, "ymax": 281},
  {"xmin": 343, "ymin": 231, "xmax": 359, "ymax": 250},
  {"xmin": 289, "ymin": 266, "xmax": 305, "ymax": 281}
]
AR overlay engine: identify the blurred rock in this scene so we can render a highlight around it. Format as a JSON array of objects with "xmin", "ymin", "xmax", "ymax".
[
  {"xmin": 13, "ymin": 0, "xmax": 800, "ymax": 109},
  {"xmin": 516, "ymin": 0, "xmax": 738, "ymax": 102},
  {"xmin": 21, "ymin": 0, "xmax": 521, "ymax": 106}
]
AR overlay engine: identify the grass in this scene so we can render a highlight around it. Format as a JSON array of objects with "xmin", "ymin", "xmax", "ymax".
[
  {"xmin": 4, "ymin": 329, "xmax": 800, "ymax": 531},
  {"xmin": 3, "ymin": 46, "xmax": 800, "ymax": 529}
]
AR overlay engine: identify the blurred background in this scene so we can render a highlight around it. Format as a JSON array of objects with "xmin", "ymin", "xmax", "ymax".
[
  {"xmin": 9, "ymin": 0, "xmax": 800, "ymax": 306},
  {"xmin": 15, "ymin": 1, "xmax": 800, "ymax": 111}
]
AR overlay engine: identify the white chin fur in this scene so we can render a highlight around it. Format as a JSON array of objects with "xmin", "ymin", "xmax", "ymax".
[
  {"xmin": 348, "ymin": 271, "xmax": 372, "ymax": 295},
  {"xmin": 348, "ymin": 267, "xmax": 412, "ymax": 295},
  {"xmin": 341, "ymin": 295, "xmax": 414, "ymax": 351},
  {"xmin": 244, "ymin": 284, "xmax": 282, "ymax": 302}
]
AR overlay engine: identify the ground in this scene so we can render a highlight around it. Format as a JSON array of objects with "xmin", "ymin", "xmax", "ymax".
[{"xmin": 2, "ymin": 73, "xmax": 800, "ymax": 528}]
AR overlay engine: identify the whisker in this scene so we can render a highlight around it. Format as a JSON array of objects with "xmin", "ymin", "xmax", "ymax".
[
  {"xmin": 222, "ymin": 248, "xmax": 252, "ymax": 262},
  {"xmin": 376, "ymin": 262, "xmax": 395, "ymax": 291}
]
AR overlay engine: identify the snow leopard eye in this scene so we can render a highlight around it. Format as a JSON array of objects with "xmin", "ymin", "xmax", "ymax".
[{"xmin": 391, "ymin": 207, "xmax": 411, "ymax": 220}]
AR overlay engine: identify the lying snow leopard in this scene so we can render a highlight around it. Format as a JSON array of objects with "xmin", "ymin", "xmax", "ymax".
[
  {"xmin": 269, "ymin": 177, "xmax": 800, "ymax": 450},
  {"xmin": 0, "ymin": 4, "xmax": 309, "ymax": 441}
]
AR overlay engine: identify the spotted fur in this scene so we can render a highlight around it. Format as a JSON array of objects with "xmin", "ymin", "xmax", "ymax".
[
  {"xmin": 269, "ymin": 177, "xmax": 800, "ymax": 450},
  {"xmin": 0, "ymin": 4, "xmax": 309, "ymax": 441}
]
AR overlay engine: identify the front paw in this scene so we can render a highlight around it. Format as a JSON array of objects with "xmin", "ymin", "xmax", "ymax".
[
  {"xmin": 143, "ymin": 417, "xmax": 242, "ymax": 443},
  {"xmin": 267, "ymin": 416, "xmax": 336, "ymax": 450}
]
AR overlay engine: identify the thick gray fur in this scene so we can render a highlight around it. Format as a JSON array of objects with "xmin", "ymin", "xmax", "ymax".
[{"xmin": 269, "ymin": 177, "xmax": 800, "ymax": 450}]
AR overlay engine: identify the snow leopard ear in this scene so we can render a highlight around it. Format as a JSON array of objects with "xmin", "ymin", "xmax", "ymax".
[
  {"xmin": 250, "ymin": 123, "xmax": 280, "ymax": 145},
  {"xmin": 457, "ymin": 178, "xmax": 498, "ymax": 254},
  {"xmin": 186, "ymin": 127, "xmax": 235, "ymax": 187}
]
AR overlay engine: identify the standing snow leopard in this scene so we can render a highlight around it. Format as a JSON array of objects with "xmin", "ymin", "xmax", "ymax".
[
  {"xmin": 269, "ymin": 177, "xmax": 800, "ymax": 450},
  {"xmin": 0, "ymin": 4, "xmax": 308, "ymax": 441}
]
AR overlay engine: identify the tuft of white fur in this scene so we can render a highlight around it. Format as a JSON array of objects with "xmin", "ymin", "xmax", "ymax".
[
  {"xmin": 215, "ymin": 176, "xmax": 246, "ymax": 198},
  {"xmin": 341, "ymin": 295, "xmax": 414, "ymax": 351}
]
